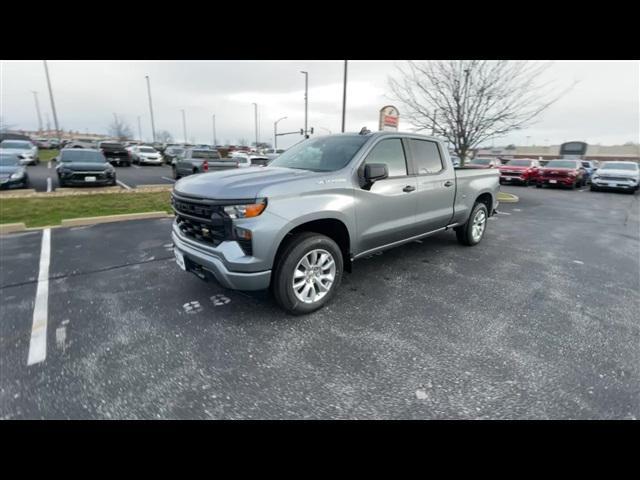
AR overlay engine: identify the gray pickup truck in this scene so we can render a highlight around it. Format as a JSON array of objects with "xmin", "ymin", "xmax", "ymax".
[{"xmin": 171, "ymin": 131, "xmax": 500, "ymax": 314}]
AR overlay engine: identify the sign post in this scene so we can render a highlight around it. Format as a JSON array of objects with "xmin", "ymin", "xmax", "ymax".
[{"xmin": 379, "ymin": 105, "xmax": 400, "ymax": 131}]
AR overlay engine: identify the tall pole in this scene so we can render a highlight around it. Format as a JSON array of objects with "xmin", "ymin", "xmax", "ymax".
[
  {"xmin": 32, "ymin": 91, "xmax": 43, "ymax": 133},
  {"xmin": 212, "ymin": 114, "xmax": 217, "ymax": 146},
  {"xmin": 274, "ymin": 116, "xmax": 287, "ymax": 150},
  {"xmin": 45, "ymin": 113, "xmax": 51, "ymax": 132},
  {"xmin": 181, "ymin": 109, "xmax": 187, "ymax": 145},
  {"xmin": 300, "ymin": 71, "xmax": 308, "ymax": 138},
  {"xmin": 145, "ymin": 75, "xmax": 156, "ymax": 143},
  {"xmin": 341, "ymin": 61, "xmax": 347, "ymax": 133},
  {"xmin": 252, "ymin": 103, "xmax": 258, "ymax": 150},
  {"xmin": 137, "ymin": 116, "xmax": 142, "ymax": 142},
  {"xmin": 43, "ymin": 61, "xmax": 61, "ymax": 143}
]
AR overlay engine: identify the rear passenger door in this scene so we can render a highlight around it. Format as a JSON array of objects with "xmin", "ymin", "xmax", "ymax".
[
  {"xmin": 178, "ymin": 150, "xmax": 191, "ymax": 176},
  {"xmin": 407, "ymin": 138, "xmax": 456, "ymax": 233}
]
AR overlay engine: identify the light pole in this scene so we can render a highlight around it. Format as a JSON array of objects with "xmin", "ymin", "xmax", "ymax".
[
  {"xmin": 181, "ymin": 109, "xmax": 187, "ymax": 145},
  {"xmin": 252, "ymin": 103, "xmax": 258, "ymax": 150},
  {"xmin": 137, "ymin": 116, "xmax": 142, "ymax": 142},
  {"xmin": 212, "ymin": 114, "xmax": 217, "ymax": 147},
  {"xmin": 341, "ymin": 61, "xmax": 347, "ymax": 133},
  {"xmin": 145, "ymin": 75, "xmax": 156, "ymax": 143},
  {"xmin": 274, "ymin": 116, "xmax": 287, "ymax": 150},
  {"xmin": 43, "ymin": 61, "xmax": 61, "ymax": 144},
  {"xmin": 300, "ymin": 71, "xmax": 308, "ymax": 138},
  {"xmin": 31, "ymin": 91, "xmax": 43, "ymax": 133}
]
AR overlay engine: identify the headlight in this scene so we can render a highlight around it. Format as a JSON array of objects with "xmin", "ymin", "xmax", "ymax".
[
  {"xmin": 223, "ymin": 199, "xmax": 267, "ymax": 219},
  {"xmin": 10, "ymin": 172, "xmax": 24, "ymax": 179}
]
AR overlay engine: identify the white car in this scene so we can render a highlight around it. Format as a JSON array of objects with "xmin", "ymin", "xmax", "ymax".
[
  {"xmin": 0, "ymin": 140, "xmax": 39, "ymax": 165},
  {"xmin": 590, "ymin": 161, "xmax": 639, "ymax": 193},
  {"xmin": 131, "ymin": 145, "xmax": 164, "ymax": 165},
  {"xmin": 230, "ymin": 152, "xmax": 270, "ymax": 168}
]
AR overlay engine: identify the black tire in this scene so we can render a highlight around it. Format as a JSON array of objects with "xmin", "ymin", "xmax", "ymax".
[
  {"xmin": 172, "ymin": 166, "xmax": 180, "ymax": 180},
  {"xmin": 536, "ymin": 182, "xmax": 542, "ymax": 189},
  {"xmin": 271, "ymin": 232, "xmax": 343, "ymax": 315},
  {"xmin": 455, "ymin": 202, "xmax": 489, "ymax": 247},
  {"xmin": 590, "ymin": 185, "xmax": 598, "ymax": 192}
]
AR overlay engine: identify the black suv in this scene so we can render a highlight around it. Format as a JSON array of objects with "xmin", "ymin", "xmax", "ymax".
[{"xmin": 98, "ymin": 141, "xmax": 131, "ymax": 167}]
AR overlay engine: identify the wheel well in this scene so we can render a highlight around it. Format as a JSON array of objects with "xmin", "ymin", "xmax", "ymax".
[
  {"xmin": 274, "ymin": 219, "xmax": 352, "ymax": 273},
  {"xmin": 475, "ymin": 192, "xmax": 493, "ymax": 214}
]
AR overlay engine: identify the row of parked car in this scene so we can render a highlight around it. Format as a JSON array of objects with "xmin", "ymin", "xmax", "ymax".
[{"xmin": 464, "ymin": 157, "xmax": 639, "ymax": 194}]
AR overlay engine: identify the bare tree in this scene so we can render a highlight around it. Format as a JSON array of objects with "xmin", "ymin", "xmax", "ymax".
[
  {"xmin": 156, "ymin": 130, "xmax": 174, "ymax": 144},
  {"xmin": 389, "ymin": 61, "xmax": 573, "ymax": 164},
  {"xmin": 108, "ymin": 116, "xmax": 133, "ymax": 141}
]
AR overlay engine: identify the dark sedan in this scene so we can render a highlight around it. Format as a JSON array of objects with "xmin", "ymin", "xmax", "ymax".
[
  {"xmin": 0, "ymin": 153, "xmax": 30, "ymax": 189},
  {"xmin": 56, "ymin": 149, "xmax": 117, "ymax": 187}
]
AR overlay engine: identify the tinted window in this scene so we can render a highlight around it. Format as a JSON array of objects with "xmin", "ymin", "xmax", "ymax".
[
  {"xmin": 1, "ymin": 141, "xmax": 31, "ymax": 150},
  {"xmin": 139, "ymin": 147, "xmax": 156, "ymax": 153},
  {"xmin": 270, "ymin": 135, "xmax": 368, "ymax": 172},
  {"xmin": 60, "ymin": 150, "xmax": 105, "ymax": 163},
  {"xmin": 100, "ymin": 143, "xmax": 123, "ymax": 148},
  {"xmin": 507, "ymin": 160, "xmax": 533, "ymax": 166},
  {"xmin": 192, "ymin": 150, "xmax": 220, "ymax": 159},
  {"xmin": 364, "ymin": 139, "xmax": 407, "ymax": 177},
  {"xmin": 409, "ymin": 139, "xmax": 443, "ymax": 174}
]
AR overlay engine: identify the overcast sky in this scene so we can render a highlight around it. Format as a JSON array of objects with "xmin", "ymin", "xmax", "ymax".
[{"xmin": 1, "ymin": 60, "xmax": 638, "ymax": 148}]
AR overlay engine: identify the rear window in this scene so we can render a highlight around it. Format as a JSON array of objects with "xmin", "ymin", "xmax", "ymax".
[
  {"xmin": 409, "ymin": 139, "xmax": 443, "ymax": 174},
  {"xmin": 507, "ymin": 160, "xmax": 533, "ymax": 166},
  {"xmin": 61, "ymin": 150, "xmax": 105, "ymax": 163},
  {"xmin": 192, "ymin": 150, "xmax": 220, "ymax": 159},
  {"xmin": 139, "ymin": 147, "xmax": 156, "ymax": 153},
  {"xmin": 100, "ymin": 143, "xmax": 124, "ymax": 149}
]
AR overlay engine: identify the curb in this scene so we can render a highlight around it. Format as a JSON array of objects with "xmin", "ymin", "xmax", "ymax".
[
  {"xmin": 497, "ymin": 192, "xmax": 519, "ymax": 203},
  {"xmin": 0, "ymin": 223, "xmax": 26, "ymax": 234},
  {"xmin": 60, "ymin": 211, "xmax": 172, "ymax": 227}
]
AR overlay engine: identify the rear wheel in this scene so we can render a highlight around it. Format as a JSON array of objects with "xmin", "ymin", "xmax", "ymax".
[
  {"xmin": 455, "ymin": 202, "xmax": 489, "ymax": 246},
  {"xmin": 590, "ymin": 185, "xmax": 598, "ymax": 191},
  {"xmin": 536, "ymin": 182, "xmax": 542, "ymax": 188},
  {"xmin": 272, "ymin": 232, "xmax": 343, "ymax": 315}
]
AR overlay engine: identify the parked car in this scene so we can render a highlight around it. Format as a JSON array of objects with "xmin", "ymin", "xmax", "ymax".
[
  {"xmin": 263, "ymin": 148, "xmax": 286, "ymax": 162},
  {"xmin": 66, "ymin": 138, "xmax": 98, "ymax": 149},
  {"xmin": 172, "ymin": 148, "xmax": 238, "ymax": 179},
  {"xmin": 171, "ymin": 131, "xmax": 500, "ymax": 314},
  {"xmin": 230, "ymin": 152, "xmax": 270, "ymax": 168},
  {"xmin": 56, "ymin": 149, "xmax": 116, "ymax": 187},
  {"xmin": 465, "ymin": 157, "xmax": 502, "ymax": 169},
  {"xmin": 0, "ymin": 153, "xmax": 30, "ymax": 189},
  {"xmin": 0, "ymin": 139, "xmax": 39, "ymax": 165},
  {"xmin": 164, "ymin": 146, "xmax": 185, "ymax": 165},
  {"xmin": 98, "ymin": 141, "xmax": 131, "ymax": 167},
  {"xmin": 499, "ymin": 159, "xmax": 541, "ymax": 186},
  {"xmin": 131, "ymin": 145, "xmax": 164, "ymax": 165},
  {"xmin": 590, "ymin": 161, "xmax": 639, "ymax": 193},
  {"xmin": 536, "ymin": 159, "xmax": 587, "ymax": 189},
  {"xmin": 580, "ymin": 160, "xmax": 600, "ymax": 184},
  {"xmin": 35, "ymin": 138, "xmax": 53, "ymax": 149}
]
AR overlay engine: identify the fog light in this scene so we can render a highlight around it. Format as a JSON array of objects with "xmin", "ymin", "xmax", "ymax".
[{"xmin": 235, "ymin": 226, "xmax": 252, "ymax": 240}]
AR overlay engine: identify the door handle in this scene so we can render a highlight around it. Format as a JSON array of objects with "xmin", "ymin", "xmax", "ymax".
[
  {"xmin": 444, "ymin": 180, "xmax": 454, "ymax": 187},
  {"xmin": 403, "ymin": 185, "xmax": 416, "ymax": 193}
]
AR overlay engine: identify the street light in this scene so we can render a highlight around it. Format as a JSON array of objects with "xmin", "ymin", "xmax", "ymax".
[
  {"xmin": 212, "ymin": 114, "xmax": 217, "ymax": 147},
  {"xmin": 43, "ymin": 61, "xmax": 61, "ymax": 144},
  {"xmin": 300, "ymin": 71, "xmax": 308, "ymax": 138},
  {"xmin": 341, "ymin": 60, "xmax": 347, "ymax": 133},
  {"xmin": 274, "ymin": 116, "xmax": 287, "ymax": 150},
  {"xmin": 31, "ymin": 91, "xmax": 43, "ymax": 133},
  {"xmin": 181, "ymin": 109, "xmax": 187, "ymax": 145},
  {"xmin": 252, "ymin": 103, "xmax": 258, "ymax": 150},
  {"xmin": 145, "ymin": 75, "xmax": 156, "ymax": 143}
]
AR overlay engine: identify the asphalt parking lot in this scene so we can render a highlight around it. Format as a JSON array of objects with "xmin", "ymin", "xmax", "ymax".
[
  {"xmin": 24, "ymin": 162, "xmax": 175, "ymax": 192},
  {"xmin": 0, "ymin": 185, "xmax": 638, "ymax": 419}
]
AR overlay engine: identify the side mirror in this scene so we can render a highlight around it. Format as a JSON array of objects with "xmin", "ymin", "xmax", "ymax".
[{"xmin": 364, "ymin": 163, "xmax": 389, "ymax": 183}]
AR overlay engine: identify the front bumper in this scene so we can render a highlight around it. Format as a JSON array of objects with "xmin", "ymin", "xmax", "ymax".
[
  {"xmin": 538, "ymin": 177, "xmax": 575, "ymax": 186},
  {"xmin": 140, "ymin": 157, "xmax": 163, "ymax": 164},
  {"xmin": 500, "ymin": 174, "xmax": 531, "ymax": 184},
  {"xmin": 592, "ymin": 178, "xmax": 638, "ymax": 190},
  {"xmin": 171, "ymin": 225, "xmax": 271, "ymax": 291},
  {"xmin": 0, "ymin": 177, "xmax": 28, "ymax": 189}
]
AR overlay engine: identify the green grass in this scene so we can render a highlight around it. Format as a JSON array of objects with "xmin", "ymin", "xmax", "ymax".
[
  {"xmin": 0, "ymin": 191, "xmax": 172, "ymax": 227},
  {"xmin": 40, "ymin": 149, "xmax": 60, "ymax": 162}
]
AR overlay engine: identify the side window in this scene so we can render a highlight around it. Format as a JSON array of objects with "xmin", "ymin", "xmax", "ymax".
[
  {"xmin": 363, "ymin": 138, "xmax": 407, "ymax": 177},
  {"xmin": 409, "ymin": 139, "xmax": 443, "ymax": 174}
]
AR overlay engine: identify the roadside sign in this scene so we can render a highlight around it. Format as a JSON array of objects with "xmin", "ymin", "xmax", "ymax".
[{"xmin": 379, "ymin": 105, "xmax": 400, "ymax": 131}]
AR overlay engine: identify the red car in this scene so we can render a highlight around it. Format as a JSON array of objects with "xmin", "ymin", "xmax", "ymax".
[
  {"xmin": 499, "ymin": 159, "xmax": 541, "ymax": 186},
  {"xmin": 466, "ymin": 157, "xmax": 502, "ymax": 169},
  {"xmin": 536, "ymin": 159, "xmax": 587, "ymax": 189}
]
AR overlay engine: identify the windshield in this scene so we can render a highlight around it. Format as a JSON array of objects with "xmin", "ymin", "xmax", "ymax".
[
  {"xmin": 506, "ymin": 160, "xmax": 533, "ymax": 167},
  {"xmin": 1, "ymin": 141, "xmax": 31, "ymax": 150},
  {"xmin": 61, "ymin": 150, "xmax": 106, "ymax": 163},
  {"xmin": 0, "ymin": 155, "xmax": 20, "ymax": 166},
  {"xmin": 269, "ymin": 136, "xmax": 369, "ymax": 172},
  {"xmin": 470, "ymin": 158, "xmax": 491, "ymax": 165},
  {"xmin": 139, "ymin": 147, "xmax": 156, "ymax": 153},
  {"xmin": 600, "ymin": 162, "xmax": 638, "ymax": 171},
  {"xmin": 544, "ymin": 160, "xmax": 579, "ymax": 169}
]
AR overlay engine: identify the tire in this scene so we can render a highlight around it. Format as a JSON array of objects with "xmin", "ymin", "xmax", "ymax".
[
  {"xmin": 455, "ymin": 202, "xmax": 489, "ymax": 247},
  {"xmin": 590, "ymin": 185, "xmax": 598, "ymax": 192},
  {"xmin": 172, "ymin": 166, "xmax": 180, "ymax": 180},
  {"xmin": 536, "ymin": 182, "xmax": 542, "ymax": 188},
  {"xmin": 271, "ymin": 232, "xmax": 343, "ymax": 315}
]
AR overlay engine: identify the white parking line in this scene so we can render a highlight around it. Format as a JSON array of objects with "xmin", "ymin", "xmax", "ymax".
[
  {"xmin": 161, "ymin": 176, "xmax": 176, "ymax": 183},
  {"xmin": 46, "ymin": 177, "xmax": 52, "ymax": 192},
  {"xmin": 27, "ymin": 228, "xmax": 51, "ymax": 366},
  {"xmin": 47, "ymin": 161, "xmax": 52, "ymax": 169},
  {"xmin": 132, "ymin": 164, "xmax": 141, "ymax": 169},
  {"xmin": 117, "ymin": 180, "xmax": 132, "ymax": 190}
]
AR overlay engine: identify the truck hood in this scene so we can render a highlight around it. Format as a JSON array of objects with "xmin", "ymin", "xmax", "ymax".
[
  {"xmin": 595, "ymin": 168, "xmax": 639, "ymax": 178},
  {"xmin": 174, "ymin": 166, "xmax": 319, "ymax": 199}
]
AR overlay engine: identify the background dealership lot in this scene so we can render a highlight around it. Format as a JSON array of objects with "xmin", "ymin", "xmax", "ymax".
[{"xmin": 1, "ymin": 185, "xmax": 638, "ymax": 419}]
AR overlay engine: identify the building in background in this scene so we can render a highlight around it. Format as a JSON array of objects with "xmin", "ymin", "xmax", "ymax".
[{"xmin": 474, "ymin": 142, "xmax": 640, "ymax": 164}]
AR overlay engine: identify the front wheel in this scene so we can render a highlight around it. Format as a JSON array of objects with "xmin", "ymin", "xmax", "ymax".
[
  {"xmin": 272, "ymin": 232, "xmax": 343, "ymax": 315},
  {"xmin": 536, "ymin": 183, "xmax": 542, "ymax": 188},
  {"xmin": 455, "ymin": 202, "xmax": 488, "ymax": 246}
]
